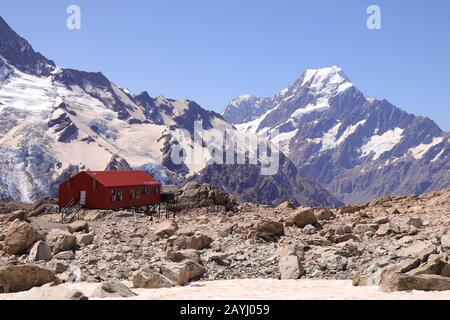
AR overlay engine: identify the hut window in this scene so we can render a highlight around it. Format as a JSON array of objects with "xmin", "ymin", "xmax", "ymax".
[
  {"xmin": 131, "ymin": 187, "xmax": 144, "ymax": 200},
  {"xmin": 112, "ymin": 189, "xmax": 123, "ymax": 202}
]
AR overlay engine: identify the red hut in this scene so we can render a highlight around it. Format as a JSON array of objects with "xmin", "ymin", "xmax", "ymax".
[{"xmin": 58, "ymin": 171, "xmax": 161, "ymax": 210}]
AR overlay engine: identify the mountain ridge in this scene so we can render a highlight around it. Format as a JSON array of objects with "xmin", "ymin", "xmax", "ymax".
[
  {"xmin": 223, "ymin": 66, "xmax": 450, "ymax": 203},
  {"xmin": 0, "ymin": 16, "xmax": 341, "ymax": 208}
]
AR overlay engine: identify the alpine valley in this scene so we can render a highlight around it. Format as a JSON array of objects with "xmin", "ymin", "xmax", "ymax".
[{"xmin": 0, "ymin": 16, "xmax": 448, "ymax": 206}]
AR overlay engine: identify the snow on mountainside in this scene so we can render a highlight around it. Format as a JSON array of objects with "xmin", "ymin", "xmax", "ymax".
[
  {"xmin": 0, "ymin": 16, "xmax": 341, "ymax": 207},
  {"xmin": 0, "ymin": 16, "xmax": 232, "ymax": 202},
  {"xmin": 223, "ymin": 67, "xmax": 450, "ymax": 203}
]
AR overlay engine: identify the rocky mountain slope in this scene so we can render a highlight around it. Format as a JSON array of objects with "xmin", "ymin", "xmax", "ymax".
[
  {"xmin": 0, "ymin": 186, "xmax": 449, "ymax": 296},
  {"xmin": 0, "ymin": 16, "xmax": 339, "ymax": 208},
  {"xmin": 223, "ymin": 67, "xmax": 450, "ymax": 203}
]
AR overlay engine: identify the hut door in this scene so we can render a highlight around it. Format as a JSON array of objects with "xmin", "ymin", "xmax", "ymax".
[{"xmin": 80, "ymin": 191, "xmax": 87, "ymax": 206}]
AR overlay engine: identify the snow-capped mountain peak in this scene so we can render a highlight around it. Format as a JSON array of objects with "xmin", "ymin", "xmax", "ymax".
[
  {"xmin": 224, "ymin": 66, "xmax": 450, "ymax": 203},
  {"xmin": 296, "ymin": 66, "xmax": 353, "ymax": 94}
]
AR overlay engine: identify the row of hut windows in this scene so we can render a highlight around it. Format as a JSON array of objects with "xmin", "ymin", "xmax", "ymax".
[{"xmin": 111, "ymin": 186, "xmax": 158, "ymax": 202}]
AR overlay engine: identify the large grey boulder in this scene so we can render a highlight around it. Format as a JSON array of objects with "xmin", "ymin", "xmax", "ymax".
[
  {"xmin": 91, "ymin": 281, "xmax": 137, "ymax": 298},
  {"xmin": 29, "ymin": 241, "xmax": 53, "ymax": 262},
  {"xmin": 279, "ymin": 255, "xmax": 304, "ymax": 280}
]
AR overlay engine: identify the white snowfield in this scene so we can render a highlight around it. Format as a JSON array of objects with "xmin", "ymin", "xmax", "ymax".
[
  {"xmin": 2, "ymin": 279, "xmax": 450, "ymax": 300},
  {"xmin": 0, "ymin": 62, "xmax": 232, "ymax": 201},
  {"xmin": 360, "ymin": 127, "xmax": 404, "ymax": 160}
]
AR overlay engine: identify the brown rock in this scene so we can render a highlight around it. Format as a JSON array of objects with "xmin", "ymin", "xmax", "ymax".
[
  {"xmin": 279, "ymin": 255, "xmax": 304, "ymax": 279},
  {"xmin": 155, "ymin": 220, "xmax": 179, "ymax": 238},
  {"xmin": 397, "ymin": 241, "xmax": 437, "ymax": 262},
  {"xmin": 380, "ymin": 272, "xmax": 450, "ymax": 292},
  {"xmin": 46, "ymin": 229, "xmax": 76, "ymax": 254},
  {"xmin": 132, "ymin": 267, "xmax": 176, "ymax": 289},
  {"xmin": 159, "ymin": 260, "xmax": 207, "ymax": 286},
  {"xmin": 0, "ymin": 210, "xmax": 28, "ymax": 223},
  {"xmin": 173, "ymin": 234, "xmax": 213, "ymax": 250},
  {"xmin": 254, "ymin": 221, "xmax": 284, "ymax": 242},
  {"xmin": 291, "ymin": 209, "xmax": 318, "ymax": 229},
  {"xmin": 314, "ymin": 208, "xmax": 335, "ymax": 221},
  {"xmin": 339, "ymin": 205, "xmax": 365, "ymax": 214},
  {"xmin": 0, "ymin": 265, "xmax": 55, "ymax": 293},
  {"xmin": 277, "ymin": 201, "xmax": 296, "ymax": 210},
  {"xmin": 3, "ymin": 221, "xmax": 42, "ymax": 255},
  {"xmin": 66, "ymin": 220, "xmax": 89, "ymax": 234},
  {"xmin": 28, "ymin": 241, "xmax": 53, "ymax": 262}
]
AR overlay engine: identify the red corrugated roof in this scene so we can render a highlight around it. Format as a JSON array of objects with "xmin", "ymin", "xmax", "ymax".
[{"xmin": 85, "ymin": 171, "xmax": 160, "ymax": 187}]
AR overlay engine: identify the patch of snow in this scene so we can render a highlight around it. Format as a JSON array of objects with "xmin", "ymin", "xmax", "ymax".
[
  {"xmin": 360, "ymin": 128, "xmax": 404, "ymax": 160},
  {"xmin": 291, "ymin": 97, "xmax": 331, "ymax": 119},
  {"xmin": 301, "ymin": 66, "xmax": 353, "ymax": 94},
  {"xmin": 320, "ymin": 119, "xmax": 367, "ymax": 152},
  {"xmin": 408, "ymin": 137, "xmax": 444, "ymax": 160},
  {"xmin": 431, "ymin": 148, "xmax": 445, "ymax": 163},
  {"xmin": 320, "ymin": 122, "xmax": 342, "ymax": 152},
  {"xmin": 270, "ymin": 129, "xmax": 298, "ymax": 154}
]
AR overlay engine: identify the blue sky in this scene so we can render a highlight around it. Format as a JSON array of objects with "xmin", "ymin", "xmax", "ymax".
[{"xmin": 1, "ymin": 0, "xmax": 450, "ymax": 130}]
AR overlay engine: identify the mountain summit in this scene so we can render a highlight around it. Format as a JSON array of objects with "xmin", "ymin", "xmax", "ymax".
[{"xmin": 223, "ymin": 67, "xmax": 450, "ymax": 203}]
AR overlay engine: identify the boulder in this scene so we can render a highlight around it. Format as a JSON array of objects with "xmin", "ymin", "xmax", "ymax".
[
  {"xmin": 276, "ymin": 245, "xmax": 297, "ymax": 258},
  {"xmin": 277, "ymin": 201, "xmax": 296, "ymax": 210},
  {"xmin": 46, "ymin": 229, "xmax": 76, "ymax": 254},
  {"xmin": 29, "ymin": 241, "xmax": 53, "ymax": 262},
  {"xmin": 254, "ymin": 221, "xmax": 284, "ymax": 242},
  {"xmin": 133, "ymin": 268, "xmax": 176, "ymax": 289},
  {"xmin": 213, "ymin": 191, "xmax": 229, "ymax": 206},
  {"xmin": 406, "ymin": 217, "xmax": 423, "ymax": 229},
  {"xmin": 76, "ymin": 233, "xmax": 95, "ymax": 247},
  {"xmin": 10, "ymin": 285, "xmax": 87, "ymax": 300},
  {"xmin": 353, "ymin": 258, "xmax": 420, "ymax": 287},
  {"xmin": 376, "ymin": 222, "xmax": 401, "ymax": 237},
  {"xmin": 354, "ymin": 224, "xmax": 377, "ymax": 235},
  {"xmin": 181, "ymin": 189, "xmax": 200, "ymax": 200},
  {"xmin": 374, "ymin": 216, "xmax": 389, "ymax": 225},
  {"xmin": 0, "ymin": 265, "xmax": 56, "ymax": 293},
  {"xmin": 279, "ymin": 255, "xmax": 304, "ymax": 280},
  {"xmin": 3, "ymin": 221, "xmax": 42, "ymax": 255},
  {"xmin": 380, "ymin": 273, "xmax": 450, "ymax": 292},
  {"xmin": 441, "ymin": 233, "xmax": 450, "ymax": 251},
  {"xmin": 319, "ymin": 255, "xmax": 348, "ymax": 271},
  {"xmin": 159, "ymin": 260, "xmax": 207, "ymax": 286},
  {"xmin": 314, "ymin": 208, "xmax": 335, "ymax": 221},
  {"xmin": 173, "ymin": 234, "xmax": 213, "ymax": 250},
  {"xmin": 91, "ymin": 281, "xmax": 137, "ymax": 298},
  {"xmin": 339, "ymin": 205, "xmax": 365, "ymax": 214},
  {"xmin": 53, "ymin": 251, "xmax": 75, "ymax": 260},
  {"xmin": 167, "ymin": 249, "xmax": 201, "ymax": 263},
  {"xmin": 155, "ymin": 220, "xmax": 179, "ymax": 238},
  {"xmin": 397, "ymin": 241, "xmax": 437, "ymax": 262},
  {"xmin": 66, "ymin": 220, "xmax": 89, "ymax": 234},
  {"xmin": 407, "ymin": 257, "xmax": 450, "ymax": 277},
  {"xmin": 0, "ymin": 210, "xmax": 28, "ymax": 223},
  {"xmin": 183, "ymin": 182, "xmax": 199, "ymax": 191},
  {"xmin": 291, "ymin": 209, "xmax": 318, "ymax": 229}
]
